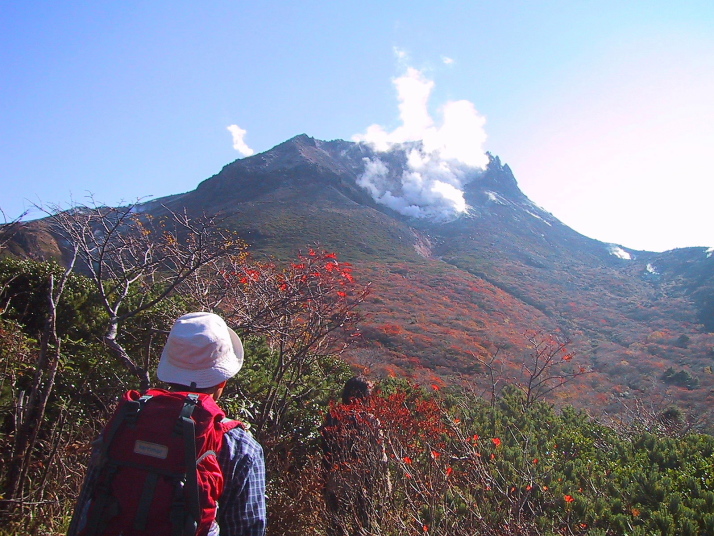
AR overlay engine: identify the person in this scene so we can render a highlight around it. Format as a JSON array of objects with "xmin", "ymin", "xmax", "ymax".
[
  {"xmin": 68, "ymin": 312, "xmax": 266, "ymax": 536},
  {"xmin": 320, "ymin": 376, "xmax": 389, "ymax": 536}
]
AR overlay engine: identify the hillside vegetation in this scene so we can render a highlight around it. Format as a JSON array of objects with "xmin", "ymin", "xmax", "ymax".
[{"xmin": 1, "ymin": 207, "xmax": 713, "ymax": 535}]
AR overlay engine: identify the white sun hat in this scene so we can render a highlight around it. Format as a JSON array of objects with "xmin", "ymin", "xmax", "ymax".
[{"xmin": 157, "ymin": 312, "xmax": 244, "ymax": 389}]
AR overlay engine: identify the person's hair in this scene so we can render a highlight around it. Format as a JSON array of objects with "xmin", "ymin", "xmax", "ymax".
[{"xmin": 342, "ymin": 376, "xmax": 372, "ymax": 404}]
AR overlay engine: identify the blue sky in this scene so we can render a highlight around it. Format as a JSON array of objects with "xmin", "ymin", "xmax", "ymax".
[{"xmin": 2, "ymin": 1, "xmax": 713, "ymax": 252}]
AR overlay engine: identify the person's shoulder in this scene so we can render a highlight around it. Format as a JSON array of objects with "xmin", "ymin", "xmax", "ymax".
[{"xmin": 223, "ymin": 424, "xmax": 263, "ymax": 455}]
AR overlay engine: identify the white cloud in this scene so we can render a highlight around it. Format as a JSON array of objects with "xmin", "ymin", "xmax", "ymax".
[
  {"xmin": 442, "ymin": 56, "xmax": 455, "ymax": 65},
  {"xmin": 432, "ymin": 100, "xmax": 487, "ymax": 167},
  {"xmin": 393, "ymin": 46, "xmax": 408, "ymax": 61},
  {"xmin": 353, "ymin": 67, "xmax": 488, "ymax": 167},
  {"xmin": 227, "ymin": 124, "xmax": 255, "ymax": 157},
  {"xmin": 352, "ymin": 67, "xmax": 489, "ymax": 221},
  {"xmin": 393, "ymin": 68, "xmax": 435, "ymax": 140}
]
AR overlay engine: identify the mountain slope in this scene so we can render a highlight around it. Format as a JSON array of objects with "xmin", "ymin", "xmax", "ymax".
[{"xmin": 8, "ymin": 134, "xmax": 714, "ymax": 422}]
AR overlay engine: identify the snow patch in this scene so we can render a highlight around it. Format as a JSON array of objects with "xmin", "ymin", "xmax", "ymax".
[
  {"xmin": 646, "ymin": 263, "xmax": 659, "ymax": 274},
  {"xmin": 485, "ymin": 191, "xmax": 506, "ymax": 204},
  {"xmin": 707, "ymin": 247, "xmax": 714, "ymax": 258},
  {"xmin": 609, "ymin": 245, "xmax": 632, "ymax": 260},
  {"xmin": 526, "ymin": 210, "xmax": 552, "ymax": 226}
]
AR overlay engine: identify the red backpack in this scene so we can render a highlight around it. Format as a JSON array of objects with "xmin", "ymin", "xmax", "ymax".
[{"xmin": 78, "ymin": 388, "xmax": 244, "ymax": 536}]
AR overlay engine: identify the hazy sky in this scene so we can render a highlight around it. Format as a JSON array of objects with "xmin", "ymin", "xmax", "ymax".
[{"xmin": 2, "ymin": 1, "xmax": 713, "ymax": 252}]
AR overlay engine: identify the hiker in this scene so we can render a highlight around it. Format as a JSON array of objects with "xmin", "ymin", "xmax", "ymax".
[
  {"xmin": 320, "ymin": 376, "xmax": 389, "ymax": 536},
  {"xmin": 68, "ymin": 312, "xmax": 266, "ymax": 536}
]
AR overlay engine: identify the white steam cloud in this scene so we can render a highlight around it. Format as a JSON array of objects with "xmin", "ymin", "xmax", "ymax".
[
  {"xmin": 227, "ymin": 124, "xmax": 255, "ymax": 157},
  {"xmin": 352, "ymin": 67, "xmax": 489, "ymax": 221}
]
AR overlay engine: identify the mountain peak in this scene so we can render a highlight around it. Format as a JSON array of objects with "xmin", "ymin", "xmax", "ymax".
[
  {"xmin": 230, "ymin": 133, "xmax": 353, "ymax": 176},
  {"xmin": 284, "ymin": 132, "xmax": 315, "ymax": 145},
  {"xmin": 479, "ymin": 152, "xmax": 523, "ymax": 198},
  {"xmin": 188, "ymin": 135, "xmax": 373, "ymax": 210},
  {"xmin": 275, "ymin": 133, "xmax": 318, "ymax": 154}
]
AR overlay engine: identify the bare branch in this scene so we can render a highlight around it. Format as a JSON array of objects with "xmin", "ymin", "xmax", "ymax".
[
  {"xmin": 0, "ymin": 209, "xmax": 28, "ymax": 253},
  {"xmin": 515, "ymin": 331, "xmax": 591, "ymax": 409},
  {"xmin": 46, "ymin": 199, "xmax": 248, "ymax": 387}
]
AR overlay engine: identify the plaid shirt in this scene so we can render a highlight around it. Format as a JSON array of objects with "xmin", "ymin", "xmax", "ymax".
[{"xmin": 216, "ymin": 426, "xmax": 266, "ymax": 536}]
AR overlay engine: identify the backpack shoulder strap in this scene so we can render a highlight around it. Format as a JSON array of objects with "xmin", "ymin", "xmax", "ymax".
[
  {"xmin": 220, "ymin": 417, "xmax": 246, "ymax": 434},
  {"xmin": 174, "ymin": 393, "xmax": 200, "ymax": 536},
  {"xmin": 103, "ymin": 394, "xmax": 153, "ymax": 452}
]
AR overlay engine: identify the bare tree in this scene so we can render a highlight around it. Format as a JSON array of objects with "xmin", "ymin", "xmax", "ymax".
[
  {"xmin": 49, "ymin": 199, "xmax": 247, "ymax": 389},
  {"xmin": 474, "ymin": 346, "xmax": 506, "ymax": 409},
  {"xmin": 2, "ymin": 200, "xmax": 246, "ymax": 514},
  {"xmin": 516, "ymin": 331, "xmax": 590, "ymax": 409},
  {"xmin": 0, "ymin": 208, "xmax": 29, "ymax": 258}
]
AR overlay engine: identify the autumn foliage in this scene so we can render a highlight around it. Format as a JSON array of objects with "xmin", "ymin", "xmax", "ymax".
[
  {"xmin": 2, "ymin": 234, "xmax": 714, "ymax": 536},
  {"xmin": 345, "ymin": 259, "xmax": 714, "ymax": 429},
  {"xmin": 303, "ymin": 378, "xmax": 714, "ymax": 536}
]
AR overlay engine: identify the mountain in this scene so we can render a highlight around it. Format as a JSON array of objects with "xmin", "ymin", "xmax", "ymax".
[{"xmin": 8, "ymin": 134, "xmax": 714, "ymax": 423}]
